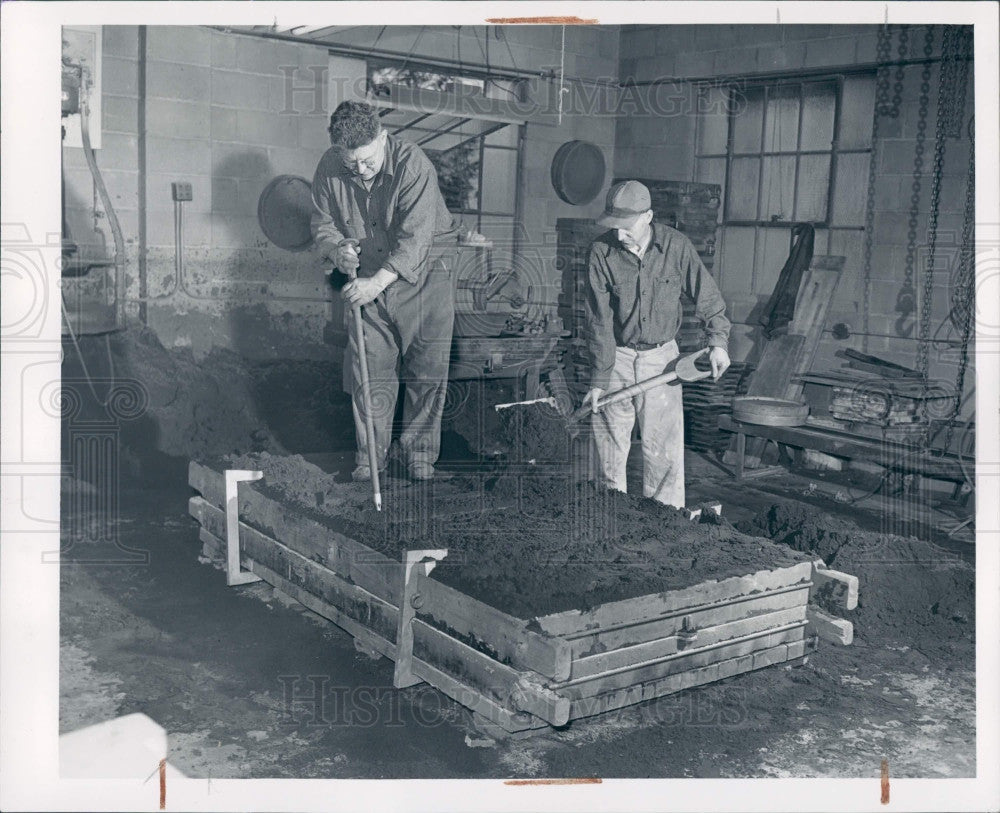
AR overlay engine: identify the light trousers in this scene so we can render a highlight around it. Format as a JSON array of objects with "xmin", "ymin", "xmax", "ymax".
[{"xmin": 591, "ymin": 340, "xmax": 686, "ymax": 508}]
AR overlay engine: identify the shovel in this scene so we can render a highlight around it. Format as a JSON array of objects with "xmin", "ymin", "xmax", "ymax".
[
  {"xmin": 566, "ymin": 347, "xmax": 714, "ymax": 426},
  {"xmin": 339, "ymin": 239, "xmax": 382, "ymax": 511}
]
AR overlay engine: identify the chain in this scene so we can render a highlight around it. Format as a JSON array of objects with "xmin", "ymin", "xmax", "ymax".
[
  {"xmin": 861, "ymin": 24, "xmax": 895, "ymax": 353},
  {"xmin": 939, "ymin": 113, "xmax": 975, "ymax": 455},
  {"xmin": 887, "ymin": 25, "xmax": 909, "ymax": 117},
  {"xmin": 941, "ymin": 28, "xmax": 972, "ymax": 138},
  {"xmin": 898, "ymin": 27, "xmax": 935, "ymax": 329},
  {"xmin": 918, "ymin": 26, "xmax": 960, "ymax": 383}
]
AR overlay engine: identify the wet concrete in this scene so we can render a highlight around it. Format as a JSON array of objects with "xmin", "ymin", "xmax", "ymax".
[{"xmin": 60, "ymin": 459, "xmax": 976, "ymax": 778}]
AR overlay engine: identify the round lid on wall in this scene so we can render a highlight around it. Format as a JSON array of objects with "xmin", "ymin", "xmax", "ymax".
[
  {"xmin": 257, "ymin": 175, "xmax": 315, "ymax": 251},
  {"xmin": 550, "ymin": 140, "xmax": 606, "ymax": 205}
]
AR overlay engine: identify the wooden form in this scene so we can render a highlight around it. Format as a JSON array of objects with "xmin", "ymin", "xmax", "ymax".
[{"xmin": 189, "ymin": 460, "xmax": 855, "ymax": 734}]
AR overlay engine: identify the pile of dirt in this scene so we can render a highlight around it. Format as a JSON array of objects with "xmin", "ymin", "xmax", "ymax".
[
  {"xmin": 63, "ymin": 329, "xmax": 357, "ymax": 485},
  {"xmin": 494, "ymin": 402, "xmax": 573, "ymax": 463},
  {"xmin": 224, "ymin": 452, "xmax": 813, "ymax": 618},
  {"xmin": 62, "ymin": 328, "xmax": 284, "ymax": 484},
  {"xmin": 445, "ymin": 381, "xmax": 574, "ymax": 463},
  {"xmin": 246, "ymin": 359, "xmax": 354, "ymax": 454},
  {"xmin": 443, "ymin": 379, "xmax": 513, "ymax": 458},
  {"xmin": 737, "ymin": 503, "xmax": 975, "ymax": 657}
]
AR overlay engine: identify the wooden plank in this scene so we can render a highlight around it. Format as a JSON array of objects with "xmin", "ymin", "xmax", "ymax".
[
  {"xmin": 551, "ymin": 625, "xmax": 805, "ymax": 701},
  {"xmin": 807, "ymin": 607, "xmax": 854, "ymax": 645},
  {"xmin": 786, "ymin": 255, "xmax": 845, "ymax": 367},
  {"xmin": 412, "ymin": 620, "xmax": 570, "ymax": 727},
  {"xmin": 191, "ymin": 462, "xmax": 573, "ymax": 681},
  {"xmin": 190, "ymin": 462, "xmax": 401, "ymax": 604},
  {"xmin": 717, "ymin": 416, "xmax": 966, "ymax": 480},
  {"xmin": 562, "ymin": 582, "xmax": 809, "ymax": 658},
  {"xmin": 197, "ymin": 524, "xmax": 551, "ymax": 734},
  {"xmin": 569, "ymin": 605, "xmax": 807, "ymax": 680},
  {"xmin": 193, "ymin": 499, "xmax": 399, "ymax": 642},
  {"xmin": 199, "ymin": 527, "xmax": 397, "ymax": 662},
  {"xmin": 413, "ymin": 572, "xmax": 572, "ymax": 682},
  {"xmin": 744, "ymin": 334, "xmax": 807, "ymax": 398},
  {"xmin": 810, "ymin": 560, "xmax": 859, "ymax": 611},
  {"xmin": 409, "ymin": 658, "xmax": 547, "ymax": 735},
  {"xmin": 566, "ymin": 640, "xmax": 796, "ymax": 721},
  {"xmin": 534, "ymin": 561, "xmax": 812, "ymax": 637}
]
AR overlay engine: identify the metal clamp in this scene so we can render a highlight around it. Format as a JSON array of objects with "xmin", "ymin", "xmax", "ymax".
[
  {"xmin": 393, "ymin": 548, "xmax": 448, "ymax": 689},
  {"xmin": 225, "ymin": 469, "xmax": 264, "ymax": 586}
]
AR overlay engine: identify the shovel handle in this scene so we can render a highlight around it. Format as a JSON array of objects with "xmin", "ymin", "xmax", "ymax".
[
  {"xmin": 336, "ymin": 245, "xmax": 382, "ymax": 511},
  {"xmin": 570, "ymin": 348, "xmax": 714, "ymax": 423}
]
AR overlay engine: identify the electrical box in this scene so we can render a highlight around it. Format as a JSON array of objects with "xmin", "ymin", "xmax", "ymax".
[{"xmin": 171, "ymin": 182, "xmax": 193, "ymax": 202}]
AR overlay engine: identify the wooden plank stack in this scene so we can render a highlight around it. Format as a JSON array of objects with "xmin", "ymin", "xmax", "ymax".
[
  {"xmin": 683, "ymin": 361, "xmax": 754, "ymax": 451},
  {"xmin": 188, "ymin": 459, "xmax": 856, "ymax": 735}
]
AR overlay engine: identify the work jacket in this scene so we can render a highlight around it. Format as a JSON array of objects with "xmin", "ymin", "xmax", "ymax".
[{"xmin": 310, "ymin": 134, "xmax": 457, "ymax": 301}]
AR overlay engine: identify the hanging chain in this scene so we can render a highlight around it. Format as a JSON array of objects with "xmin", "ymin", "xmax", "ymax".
[
  {"xmin": 888, "ymin": 25, "xmax": 909, "ymax": 117},
  {"xmin": 940, "ymin": 115, "xmax": 975, "ymax": 454},
  {"xmin": 940, "ymin": 28, "xmax": 972, "ymax": 138},
  {"xmin": 918, "ymin": 26, "xmax": 961, "ymax": 383},
  {"xmin": 898, "ymin": 28, "xmax": 935, "ymax": 328},
  {"xmin": 861, "ymin": 25, "xmax": 895, "ymax": 352}
]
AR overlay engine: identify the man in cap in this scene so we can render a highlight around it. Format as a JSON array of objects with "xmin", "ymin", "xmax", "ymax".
[
  {"xmin": 582, "ymin": 180, "xmax": 731, "ymax": 508},
  {"xmin": 311, "ymin": 101, "xmax": 458, "ymax": 481}
]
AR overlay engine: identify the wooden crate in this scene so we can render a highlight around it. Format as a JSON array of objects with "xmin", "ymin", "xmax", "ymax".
[{"xmin": 188, "ymin": 461, "xmax": 856, "ymax": 734}]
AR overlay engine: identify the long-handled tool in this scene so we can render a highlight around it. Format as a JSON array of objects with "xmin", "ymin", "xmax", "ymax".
[
  {"xmin": 340, "ymin": 239, "xmax": 382, "ymax": 511},
  {"xmin": 566, "ymin": 347, "xmax": 714, "ymax": 425}
]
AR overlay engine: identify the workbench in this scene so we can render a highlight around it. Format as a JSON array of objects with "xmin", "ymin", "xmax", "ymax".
[{"xmin": 719, "ymin": 415, "xmax": 968, "ymax": 484}]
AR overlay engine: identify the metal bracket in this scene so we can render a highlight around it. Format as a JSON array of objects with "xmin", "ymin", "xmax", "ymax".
[
  {"xmin": 225, "ymin": 469, "xmax": 264, "ymax": 586},
  {"xmin": 393, "ymin": 548, "xmax": 448, "ymax": 689}
]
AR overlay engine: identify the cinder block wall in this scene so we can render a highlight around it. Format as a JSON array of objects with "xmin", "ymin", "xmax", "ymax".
[
  {"xmin": 614, "ymin": 24, "xmax": 975, "ymax": 417},
  {"xmin": 63, "ymin": 25, "xmax": 619, "ymax": 360}
]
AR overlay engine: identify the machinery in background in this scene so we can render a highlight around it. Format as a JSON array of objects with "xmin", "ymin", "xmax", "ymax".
[{"xmin": 61, "ymin": 52, "xmax": 124, "ymax": 336}]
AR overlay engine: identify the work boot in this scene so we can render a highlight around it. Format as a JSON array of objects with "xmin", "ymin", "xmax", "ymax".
[{"xmin": 408, "ymin": 462, "xmax": 452, "ymax": 481}]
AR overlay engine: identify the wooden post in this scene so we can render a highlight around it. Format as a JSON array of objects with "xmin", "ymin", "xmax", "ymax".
[{"xmin": 735, "ymin": 429, "xmax": 746, "ymax": 480}]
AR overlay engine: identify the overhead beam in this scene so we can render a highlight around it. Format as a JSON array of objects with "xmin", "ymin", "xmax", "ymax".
[
  {"xmin": 369, "ymin": 84, "xmax": 544, "ymax": 126},
  {"xmin": 417, "ymin": 116, "xmax": 473, "ymax": 147}
]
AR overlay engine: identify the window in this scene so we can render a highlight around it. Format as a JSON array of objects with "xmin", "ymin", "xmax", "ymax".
[{"xmin": 695, "ymin": 74, "xmax": 876, "ymax": 296}]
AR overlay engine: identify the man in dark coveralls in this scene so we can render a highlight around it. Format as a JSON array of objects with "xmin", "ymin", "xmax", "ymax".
[{"xmin": 311, "ymin": 101, "xmax": 457, "ymax": 481}]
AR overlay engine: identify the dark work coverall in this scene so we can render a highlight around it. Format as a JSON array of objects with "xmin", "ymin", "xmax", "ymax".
[{"xmin": 311, "ymin": 135, "xmax": 457, "ymax": 469}]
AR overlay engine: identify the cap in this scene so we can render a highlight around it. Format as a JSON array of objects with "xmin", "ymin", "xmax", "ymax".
[{"xmin": 596, "ymin": 180, "xmax": 652, "ymax": 229}]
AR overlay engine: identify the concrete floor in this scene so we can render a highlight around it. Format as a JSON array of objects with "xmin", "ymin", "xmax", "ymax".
[{"xmin": 59, "ymin": 450, "xmax": 975, "ymax": 779}]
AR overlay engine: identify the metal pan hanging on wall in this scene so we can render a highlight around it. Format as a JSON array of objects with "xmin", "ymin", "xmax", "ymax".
[
  {"xmin": 257, "ymin": 174, "xmax": 315, "ymax": 251},
  {"xmin": 550, "ymin": 140, "xmax": 606, "ymax": 205}
]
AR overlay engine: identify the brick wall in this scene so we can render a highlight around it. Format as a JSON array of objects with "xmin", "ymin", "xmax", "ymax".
[
  {"xmin": 614, "ymin": 24, "xmax": 975, "ymax": 417},
  {"xmin": 64, "ymin": 25, "xmax": 618, "ymax": 360}
]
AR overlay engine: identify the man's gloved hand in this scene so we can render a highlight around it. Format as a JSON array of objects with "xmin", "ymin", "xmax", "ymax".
[
  {"xmin": 343, "ymin": 276, "xmax": 387, "ymax": 308},
  {"xmin": 335, "ymin": 241, "xmax": 361, "ymax": 275},
  {"xmin": 582, "ymin": 387, "xmax": 605, "ymax": 414},
  {"xmin": 709, "ymin": 346, "xmax": 731, "ymax": 380}
]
